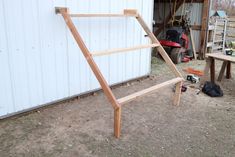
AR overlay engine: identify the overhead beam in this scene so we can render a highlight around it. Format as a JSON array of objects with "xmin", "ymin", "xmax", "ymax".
[
  {"xmin": 154, "ymin": 0, "xmax": 185, "ymax": 36},
  {"xmin": 154, "ymin": 23, "xmax": 201, "ymax": 30}
]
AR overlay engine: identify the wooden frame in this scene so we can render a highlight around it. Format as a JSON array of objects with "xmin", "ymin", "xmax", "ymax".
[
  {"xmin": 199, "ymin": 0, "xmax": 211, "ymax": 59},
  {"xmin": 92, "ymin": 44, "xmax": 159, "ymax": 56},
  {"xmin": 202, "ymin": 53, "xmax": 234, "ymax": 83},
  {"xmin": 55, "ymin": 7, "xmax": 184, "ymax": 138},
  {"xmin": 189, "ymin": 28, "xmax": 197, "ymax": 60}
]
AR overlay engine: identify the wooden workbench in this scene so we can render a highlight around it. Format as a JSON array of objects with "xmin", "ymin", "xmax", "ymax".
[{"xmin": 203, "ymin": 53, "xmax": 235, "ymax": 83}]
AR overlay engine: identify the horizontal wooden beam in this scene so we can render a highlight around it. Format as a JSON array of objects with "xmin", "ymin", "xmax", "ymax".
[
  {"xmin": 154, "ymin": 0, "xmax": 184, "ymax": 36},
  {"xmin": 69, "ymin": 9, "xmax": 138, "ymax": 18},
  {"xmin": 91, "ymin": 44, "xmax": 160, "ymax": 56},
  {"xmin": 154, "ymin": 23, "xmax": 202, "ymax": 30},
  {"xmin": 70, "ymin": 14, "xmax": 128, "ymax": 17},
  {"xmin": 118, "ymin": 77, "xmax": 184, "ymax": 105},
  {"xmin": 206, "ymin": 53, "xmax": 235, "ymax": 63}
]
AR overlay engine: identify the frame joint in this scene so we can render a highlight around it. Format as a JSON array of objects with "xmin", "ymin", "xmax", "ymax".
[
  {"xmin": 55, "ymin": 7, "xmax": 69, "ymax": 14},
  {"xmin": 123, "ymin": 9, "xmax": 138, "ymax": 17}
]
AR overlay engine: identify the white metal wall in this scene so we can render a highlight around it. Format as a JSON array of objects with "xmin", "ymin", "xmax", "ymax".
[{"xmin": 0, "ymin": 0, "xmax": 154, "ymax": 117}]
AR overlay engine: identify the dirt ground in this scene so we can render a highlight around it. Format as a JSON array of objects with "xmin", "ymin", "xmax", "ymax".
[{"xmin": 0, "ymin": 57, "xmax": 234, "ymax": 157}]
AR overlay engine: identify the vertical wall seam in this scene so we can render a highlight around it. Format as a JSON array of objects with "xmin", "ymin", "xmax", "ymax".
[
  {"xmin": 0, "ymin": 0, "xmax": 153, "ymax": 116},
  {"xmin": 51, "ymin": 1, "xmax": 59, "ymax": 99},
  {"xmin": 65, "ymin": 0, "xmax": 71, "ymax": 97},
  {"xmin": 2, "ymin": 0, "xmax": 16, "ymax": 113},
  {"xmin": 36, "ymin": 0, "xmax": 46, "ymax": 102},
  {"xmin": 20, "ymin": 1, "xmax": 32, "ymax": 108},
  {"xmin": 88, "ymin": 0, "xmax": 92, "ymax": 90},
  {"xmin": 148, "ymin": 0, "xmax": 155, "ymax": 74},
  {"xmin": 139, "ymin": 0, "xmax": 144, "ymax": 76},
  {"xmin": 108, "ymin": 0, "xmax": 111, "ymax": 84},
  {"xmin": 124, "ymin": 0, "xmax": 128, "ymax": 81}
]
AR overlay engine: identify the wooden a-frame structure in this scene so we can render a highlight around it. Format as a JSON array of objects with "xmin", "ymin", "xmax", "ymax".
[{"xmin": 55, "ymin": 7, "xmax": 184, "ymax": 138}]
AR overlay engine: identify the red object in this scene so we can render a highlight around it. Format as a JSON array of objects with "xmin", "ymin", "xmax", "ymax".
[
  {"xmin": 181, "ymin": 57, "xmax": 190, "ymax": 62},
  {"xmin": 159, "ymin": 28, "xmax": 191, "ymax": 64},
  {"xmin": 160, "ymin": 40, "xmax": 181, "ymax": 48},
  {"xmin": 181, "ymin": 33, "xmax": 189, "ymax": 49},
  {"xmin": 183, "ymin": 68, "xmax": 204, "ymax": 76}
]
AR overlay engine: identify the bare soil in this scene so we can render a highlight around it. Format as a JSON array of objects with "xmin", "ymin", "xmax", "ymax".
[{"xmin": 0, "ymin": 57, "xmax": 234, "ymax": 157}]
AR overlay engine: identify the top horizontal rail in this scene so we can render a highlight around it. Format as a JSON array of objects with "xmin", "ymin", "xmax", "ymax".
[
  {"xmin": 56, "ymin": 7, "xmax": 138, "ymax": 17},
  {"xmin": 69, "ymin": 9, "xmax": 138, "ymax": 18},
  {"xmin": 70, "ymin": 14, "xmax": 132, "ymax": 17}
]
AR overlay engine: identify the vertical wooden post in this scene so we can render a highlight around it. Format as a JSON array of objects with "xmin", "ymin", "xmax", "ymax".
[
  {"xmin": 226, "ymin": 61, "xmax": 231, "ymax": 79},
  {"xmin": 56, "ymin": 7, "xmax": 120, "ymax": 110},
  {"xmin": 189, "ymin": 28, "xmax": 197, "ymax": 60},
  {"xmin": 201, "ymin": 57, "xmax": 212, "ymax": 85},
  {"xmin": 210, "ymin": 58, "xmax": 215, "ymax": 83},
  {"xmin": 114, "ymin": 107, "xmax": 121, "ymax": 138},
  {"xmin": 173, "ymin": 81, "xmax": 183, "ymax": 106},
  {"xmin": 218, "ymin": 61, "xmax": 228, "ymax": 81},
  {"xmin": 56, "ymin": 7, "xmax": 122, "ymax": 138},
  {"xmin": 199, "ymin": 0, "xmax": 210, "ymax": 59}
]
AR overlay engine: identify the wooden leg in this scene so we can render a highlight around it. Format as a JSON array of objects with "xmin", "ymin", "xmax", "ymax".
[
  {"xmin": 201, "ymin": 58, "xmax": 212, "ymax": 85},
  {"xmin": 210, "ymin": 58, "xmax": 215, "ymax": 83},
  {"xmin": 173, "ymin": 81, "xmax": 182, "ymax": 106},
  {"xmin": 226, "ymin": 61, "xmax": 231, "ymax": 79},
  {"xmin": 218, "ymin": 61, "xmax": 228, "ymax": 81},
  {"xmin": 114, "ymin": 107, "xmax": 121, "ymax": 138}
]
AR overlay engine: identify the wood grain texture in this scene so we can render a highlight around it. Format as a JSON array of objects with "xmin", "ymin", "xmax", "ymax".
[
  {"xmin": 58, "ymin": 8, "xmax": 120, "ymax": 110},
  {"xmin": 114, "ymin": 107, "xmax": 121, "ymax": 138},
  {"xmin": 206, "ymin": 53, "xmax": 235, "ymax": 63},
  {"xmin": 70, "ymin": 14, "xmax": 128, "ymax": 17},
  {"xmin": 190, "ymin": 28, "xmax": 197, "ymax": 60},
  {"xmin": 226, "ymin": 62, "xmax": 232, "ymax": 79},
  {"xmin": 218, "ymin": 61, "xmax": 228, "ymax": 81},
  {"xmin": 199, "ymin": 0, "xmax": 210, "ymax": 59},
  {"xmin": 210, "ymin": 58, "xmax": 215, "ymax": 83},
  {"xmin": 118, "ymin": 77, "xmax": 184, "ymax": 104},
  {"xmin": 173, "ymin": 81, "xmax": 183, "ymax": 106},
  {"xmin": 57, "ymin": 7, "xmax": 184, "ymax": 139},
  {"xmin": 92, "ymin": 44, "xmax": 159, "ymax": 56}
]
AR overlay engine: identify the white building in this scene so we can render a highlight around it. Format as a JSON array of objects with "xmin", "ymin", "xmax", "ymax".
[{"xmin": 0, "ymin": 0, "xmax": 154, "ymax": 118}]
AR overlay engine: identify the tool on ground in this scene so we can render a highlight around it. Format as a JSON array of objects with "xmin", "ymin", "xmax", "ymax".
[{"xmin": 186, "ymin": 74, "xmax": 200, "ymax": 83}]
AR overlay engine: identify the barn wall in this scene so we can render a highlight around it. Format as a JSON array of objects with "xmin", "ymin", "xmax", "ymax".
[
  {"xmin": 153, "ymin": 2, "xmax": 203, "ymax": 52},
  {"xmin": 0, "ymin": 0, "xmax": 154, "ymax": 117}
]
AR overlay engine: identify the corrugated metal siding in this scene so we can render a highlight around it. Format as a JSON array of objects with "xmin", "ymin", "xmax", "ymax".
[
  {"xmin": 153, "ymin": 2, "xmax": 202, "ymax": 52},
  {"xmin": 175, "ymin": 3, "xmax": 202, "ymax": 25},
  {"xmin": 0, "ymin": 0, "xmax": 154, "ymax": 117}
]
